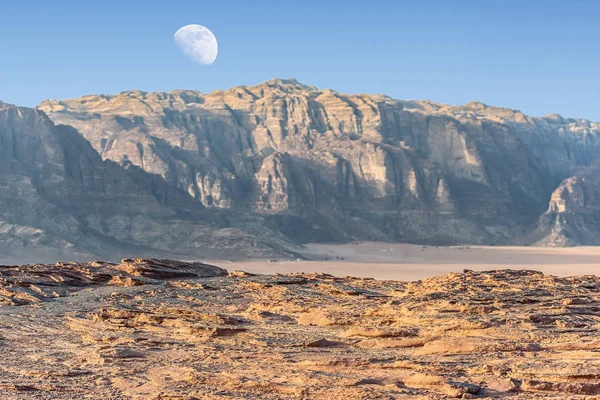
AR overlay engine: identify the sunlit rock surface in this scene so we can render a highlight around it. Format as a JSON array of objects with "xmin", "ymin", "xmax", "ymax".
[
  {"xmin": 38, "ymin": 79, "xmax": 600, "ymax": 246},
  {"xmin": 1, "ymin": 259, "xmax": 599, "ymax": 398}
]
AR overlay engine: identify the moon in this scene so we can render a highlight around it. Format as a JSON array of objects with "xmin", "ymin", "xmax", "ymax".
[{"xmin": 174, "ymin": 24, "xmax": 218, "ymax": 66}]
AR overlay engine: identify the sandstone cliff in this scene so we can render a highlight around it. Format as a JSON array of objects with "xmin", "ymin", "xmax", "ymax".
[
  {"xmin": 0, "ymin": 102, "xmax": 295, "ymax": 263},
  {"xmin": 37, "ymin": 79, "xmax": 600, "ymax": 246},
  {"xmin": 535, "ymin": 158, "xmax": 600, "ymax": 246}
]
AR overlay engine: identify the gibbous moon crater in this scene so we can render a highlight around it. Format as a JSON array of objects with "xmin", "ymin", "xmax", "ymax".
[{"xmin": 174, "ymin": 24, "xmax": 218, "ymax": 65}]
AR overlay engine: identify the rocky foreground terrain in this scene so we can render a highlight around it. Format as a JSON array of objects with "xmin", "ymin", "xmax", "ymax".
[{"xmin": 1, "ymin": 259, "xmax": 599, "ymax": 399}]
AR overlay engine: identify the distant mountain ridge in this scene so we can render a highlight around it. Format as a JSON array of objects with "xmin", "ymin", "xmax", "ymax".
[{"xmin": 2, "ymin": 78, "xmax": 599, "ymax": 262}]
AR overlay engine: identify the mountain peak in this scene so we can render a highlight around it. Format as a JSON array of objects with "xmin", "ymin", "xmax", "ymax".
[
  {"xmin": 464, "ymin": 101, "xmax": 489, "ymax": 110},
  {"xmin": 0, "ymin": 102, "xmax": 50, "ymax": 123},
  {"xmin": 257, "ymin": 78, "xmax": 317, "ymax": 91},
  {"xmin": 0, "ymin": 101, "xmax": 16, "ymax": 110},
  {"xmin": 264, "ymin": 78, "xmax": 300, "ymax": 86},
  {"xmin": 544, "ymin": 113, "xmax": 568, "ymax": 124}
]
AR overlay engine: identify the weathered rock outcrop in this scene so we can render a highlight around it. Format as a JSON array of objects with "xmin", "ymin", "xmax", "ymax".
[
  {"xmin": 37, "ymin": 79, "xmax": 600, "ymax": 246},
  {"xmin": 0, "ymin": 258, "xmax": 226, "ymax": 305},
  {"xmin": 0, "ymin": 102, "xmax": 295, "ymax": 264},
  {"xmin": 2, "ymin": 263, "xmax": 600, "ymax": 398}
]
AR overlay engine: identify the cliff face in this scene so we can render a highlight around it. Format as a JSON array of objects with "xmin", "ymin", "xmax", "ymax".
[
  {"xmin": 0, "ymin": 102, "xmax": 294, "ymax": 264},
  {"xmin": 37, "ymin": 79, "xmax": 600, "ymax": 246},
  {"xmin": 535, "ymin": 159, "xmax": 600, "ymax": 246}
]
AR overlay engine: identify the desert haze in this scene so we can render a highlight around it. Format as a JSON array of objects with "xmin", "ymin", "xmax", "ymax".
[{"xmin": 222, "ymin": 242, "xmax": 600, "ymax": 280}]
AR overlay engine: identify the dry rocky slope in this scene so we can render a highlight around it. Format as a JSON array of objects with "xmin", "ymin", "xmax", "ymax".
[
  {"xmin": 1, "ymin": 259, "xmax": 600, "ymax": 399},
  {"xmin": 38, "ymin": 78, "xmax": 600, "ymax": 247}
]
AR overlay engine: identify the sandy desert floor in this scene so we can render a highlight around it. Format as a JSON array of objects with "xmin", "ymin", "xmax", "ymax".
[{"xmin": 216, "ymin": 243, "xmax": 600, "ymax": 280}]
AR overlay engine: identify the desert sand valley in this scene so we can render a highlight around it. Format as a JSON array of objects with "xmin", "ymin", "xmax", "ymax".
[{"xmin": 221, "ymin": 242, "xmax": 600, "ymax": 280}]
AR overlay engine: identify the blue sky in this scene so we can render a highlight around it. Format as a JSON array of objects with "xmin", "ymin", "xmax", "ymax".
[{"xmin": 1, "ymin": 0, "xmax": 599, "ymax": 120}]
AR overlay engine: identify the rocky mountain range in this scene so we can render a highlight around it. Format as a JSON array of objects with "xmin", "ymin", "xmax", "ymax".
[
  {"xmin": 1, "ymin": 79, "xmax": 599, "ymax": 262},
  {"xmin": 0, "ymin": 102, "xmax": 295, "ymax": 264}
]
